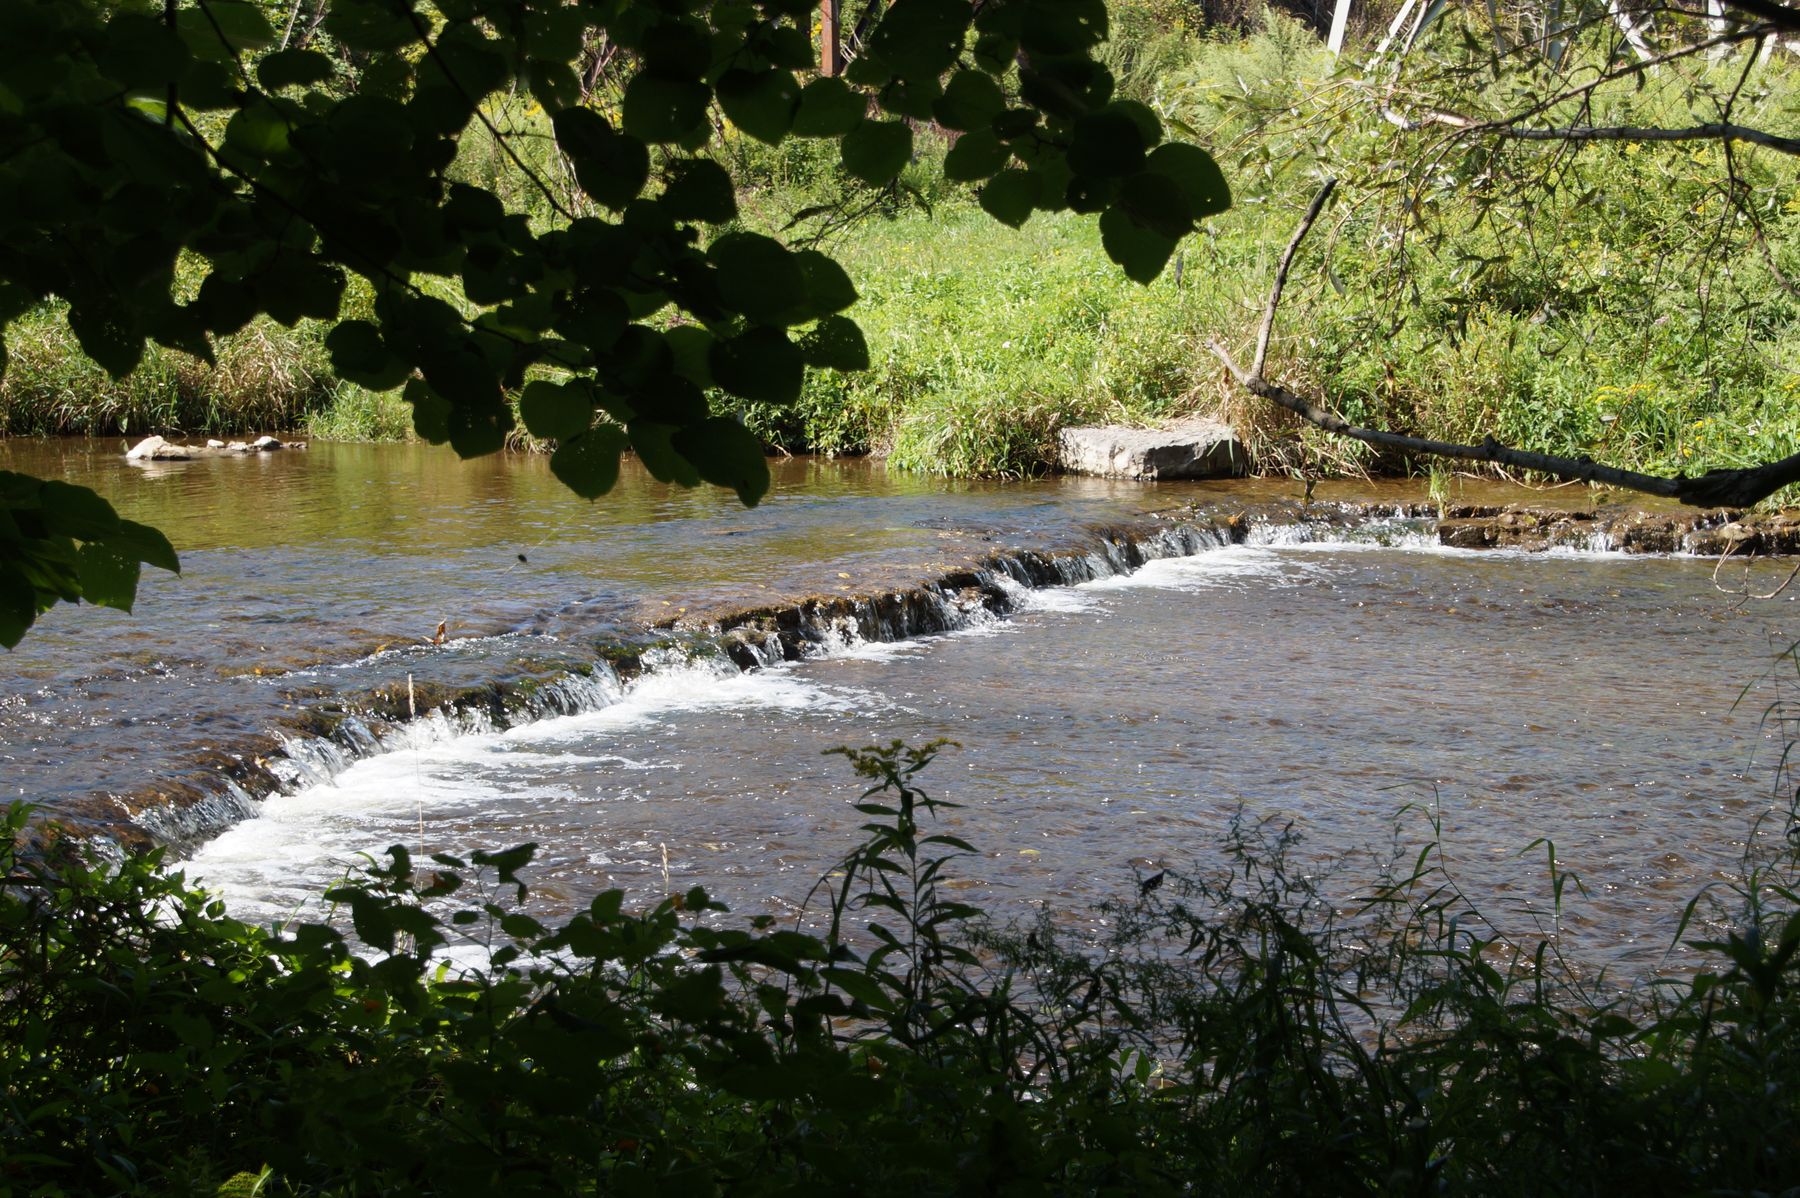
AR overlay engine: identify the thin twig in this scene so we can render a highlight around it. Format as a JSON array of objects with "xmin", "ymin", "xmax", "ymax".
[
  {"xmin": 1251, "ymin": 179, "xmax": 1337, "ymax": 380},
  {"xmin": 1713, "ymin": 543, "xmax": 1800, "ymax": 603},
  {"xmin": 402, "ymin": 10, "xmax": 577, "ymax": 224}
]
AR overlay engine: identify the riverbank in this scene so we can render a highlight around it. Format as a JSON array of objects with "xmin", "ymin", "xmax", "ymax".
[{"xmin": 7, "ymin": 22, "xmax": 1799, "ymax": 489}]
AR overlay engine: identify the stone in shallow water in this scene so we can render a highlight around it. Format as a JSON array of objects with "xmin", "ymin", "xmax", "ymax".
[
  {"xmin": 124, "ymin": 435, "xmax": 300, "ymax": 461},
  {"xmin": 1056, "ymin": 418, "xmax": 1244, "ymax": 480},
  {"xmin": 124, "ymin": 435, "xmax": 190, "ymax": 461}
]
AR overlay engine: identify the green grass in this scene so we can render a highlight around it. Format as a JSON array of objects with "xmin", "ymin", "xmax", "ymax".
[
  {"xmin": 0, "ymin": 304, "xmax": 340, "ymax": 438},
  {"xmin": 740, "ymin": 202, "xmax": 1245, "ymax": 477}
]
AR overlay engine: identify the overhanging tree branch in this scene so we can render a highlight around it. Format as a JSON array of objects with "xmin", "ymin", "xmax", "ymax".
[
  {"xmin": 1386, "ymin": 112, "xmax": 1800, "ymax": 156},
  {"xmin": 1724, "ymin": 0, "xmax": 1800, "ymax": 31},
  {"xmin": 1209, "ymin": 180, "xmax": 1800, "ymax": 509}
]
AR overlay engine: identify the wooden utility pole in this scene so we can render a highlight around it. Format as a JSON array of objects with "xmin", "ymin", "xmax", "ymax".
[{"xmin": 820, "ymin": 0, "xmax": 844, "ymax": 75}]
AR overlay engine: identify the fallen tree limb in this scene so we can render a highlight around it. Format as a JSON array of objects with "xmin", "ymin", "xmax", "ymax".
[{"xmin": 1209, "ymin": 179, "xmax": 1800, "ymax": 509}]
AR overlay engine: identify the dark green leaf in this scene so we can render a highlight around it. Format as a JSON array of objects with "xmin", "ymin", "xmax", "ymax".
[
  {"xmin": 40, "ymin": 481, "xmax": 120, "ymax": 541},
  {"xmin": 325, "ymin": 0, "xmax": 421, "ymax": 53},
  {"xmin": 865, "ymin": 0, "xmax": 967, "ymax": 80},
  {"xmin": 1018, "ymin": 58, "xmax": 1113, "ymax": 119},
  {"xmin": 792, "ymin": 77, "xmax": 863, "ymax": 138},
  {"xmin": 840, "ymin": 120, "xmax": 911, "ymax": 186},
  {"xmin": 1069, "ymin": 110, "xmax": 1145, "ymax": 179},
  {"xmin": 553, "ymin": 108, "xmax": 650, "ymax": 210},
  {"xmin": 224, "ymin": 102, "xmax": 292, "ymax": 162},
  {"xmin": 672, "ymin": 417, "xmax": 770, "ymax": 506},
  {"xmin": 550, "ymin": 425, "xmax": 628, "ymax": 500},
  {"xmin": 794, "ymin": 251, "xmax": 857, "ymax": 318},
  {"xmin": 979, "ymin": 169, "xmax": 1036, "ymax": 228},
  {"xmin": 196, "ymin": 275, "xmax": 257, "ymax": 337},
  {"xmin": 101, "ymin": 15, "xmax": 191, "ymax": 88},
  {"xmin": 1100, "ymin": 205, "xmax": 1177, "ymax": 284},
  {"xmin": 665, "ymin": 325, "xmax": 715, "ymax": 387},
  {"xmin": 943, "ymin": 129, "xmax": 1010, "ymax": 182},
  {"xmin": 709, "ymin": 233, "xmax": 807, "ymax": 325},
  {"xmin": 446, "ymin": 402, "xmax": 513, "ymax": 458},
  {"xmin": 176, "ymin": 0, "xmax": 275, "ymax": 60},
  {"xmin": 799, "ymin": 315, "xmax": 869, "ymax": 371},
  {"xmin": 256, "ymin": 257, "xmax": 345, "ymax": 327},
  {"xmin": 1144, "ymin": 142, "xmax": 1231, "ymax": 217},
  {"xmin": 0, "ymin": 566, "xmax": 34, "ymax": 649},
  {"xmin": 1018, "ymin": 0, "xmax": 1109, "ymax": 55},
  {"xmin": 628, "ymin": 376, "xmax": 707, "ymax": 424},
  {"xmin": 621, "ymin": 74, "xmax": 711, "ymax": 143},
  {"xmin": 76, "ymin": 543, "xmax": 140, "ymax": 612},
  {"xmin": 628, "ymin": 421, "xmax": 703, "ymax": 487},
  {"xmin": 878, "ymin": 75, "xmax": 941, "ymax": 121},
  {"xmin": 111, "ymin": 520, "xmax": 179, "ymax": 574},
  {"xmin": 519, "ymin": 379, "xmax": 594, "ymax": 441},
  {"xmin": 1118, "ymin": 171, "xmax": 1193, "ymax": 241},
  {"xmin": 326, "ymin": 320, "xmax": 411, "ymax": 391},
  {"xmin": 67, "ymin": 304, "xmax": 144, "ymax": 378},
  {"xmin": 933, "ymin": 69, "xmax": 1006, "ymax": 132},
  {"xmin": 661, "ymin": 159, "xmax": 737, "ymax": 224},
  {"xmin": 405, "ymin": 378, "xmax": 452, "ymax": 443},
  {"xmin": 258, "ymin": 48, "xmax": 335, "ymax": 90},
  {"xmin": 716, "ymin": 68, "xmax": 799, "ymax": 145},
  {"xmin": 710, "ymin": 327, "xmax": 804, "ymax": 405}
]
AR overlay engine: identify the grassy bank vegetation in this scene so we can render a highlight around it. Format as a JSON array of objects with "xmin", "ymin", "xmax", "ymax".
[
  {"xmin": 5, "ymin": 7, "xmax": 1798, "ymax": 492},
  {"xmin": 728, "ymin": 13, "xmax": 1800, "ymax": 480},
  {"xmin": 6, "ymin": 741, "xmax": 1800, "ymax": 1195}
]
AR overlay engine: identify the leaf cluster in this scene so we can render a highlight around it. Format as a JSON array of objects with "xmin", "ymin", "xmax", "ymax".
[{"xmin": 0, "ymin": 0, "xmax": 1234, "ymax": 645}]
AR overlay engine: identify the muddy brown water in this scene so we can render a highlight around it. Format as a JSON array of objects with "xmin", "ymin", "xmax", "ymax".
[{"xmin": 4, "ymin": 439, "xmax": 1798, "ymax": 977}]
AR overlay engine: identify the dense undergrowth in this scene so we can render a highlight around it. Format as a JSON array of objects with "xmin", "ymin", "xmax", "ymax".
[
  {"xmin": 4, "ymin": 7, "xmax": 1799, "ymax": 492},
  {"xmin": 6, "ymin": 741, "xmax": 1800, "ymax": 1196}
]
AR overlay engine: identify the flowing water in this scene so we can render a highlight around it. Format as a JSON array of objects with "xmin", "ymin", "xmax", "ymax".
[{"xmin": 5, "ymin": 439, "xmax": 1799, "ymax": 977}]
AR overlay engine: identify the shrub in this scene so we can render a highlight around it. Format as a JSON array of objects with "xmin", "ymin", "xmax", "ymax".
[{"xmin": 7, "ymin": 744, "xmax": 1800, "ymax": 1195}]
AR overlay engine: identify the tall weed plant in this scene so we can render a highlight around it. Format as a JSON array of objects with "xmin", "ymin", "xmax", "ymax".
[{"xmin": 7, "ymin": 739, "xmax": 1800, "ymax": 1194}]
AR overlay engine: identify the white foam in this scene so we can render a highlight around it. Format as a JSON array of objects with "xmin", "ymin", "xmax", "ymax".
[
  {"xmin": 187, "ymin": 654, "xmax": 880, "ymax": 923},
  {"xmin": 1082, "ymin": 546, "xmax": 1320, "ymax": 592}
]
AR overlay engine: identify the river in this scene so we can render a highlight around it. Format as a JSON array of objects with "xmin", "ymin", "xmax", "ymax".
[{"xmin": 4, "ymin": 438, "xmax": 1797, "ymax": 977}]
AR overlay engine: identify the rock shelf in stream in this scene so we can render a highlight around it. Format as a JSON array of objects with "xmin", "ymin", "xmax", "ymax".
[{"xmin": 36, "ymin": 496, "xmax": 1796, "ymax": 857}]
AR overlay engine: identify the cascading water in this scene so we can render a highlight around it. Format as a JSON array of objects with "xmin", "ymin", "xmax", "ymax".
[{"xmin": 5, "ymin": 440, "xmax": 1795, "ymax": 982}]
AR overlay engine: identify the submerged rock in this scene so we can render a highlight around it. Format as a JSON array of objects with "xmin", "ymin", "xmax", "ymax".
[
  {"xmin": 1057, "ymin": 418, "xmax": 1244, "ymax": 480},
  {"xmin": 124, "ymin": 435, "xmax": 190, "ymax": 461},
  {"xmin": 124, "ymin": 434, "xmax": 301, "ymax": 461}
]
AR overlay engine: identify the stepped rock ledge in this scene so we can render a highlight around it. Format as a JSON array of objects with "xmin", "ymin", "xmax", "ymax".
[{"xmin": 42, "ymin": 495, "xmax": 1800, "ymax": 856}]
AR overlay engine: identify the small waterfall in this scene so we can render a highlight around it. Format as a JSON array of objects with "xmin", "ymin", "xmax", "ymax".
[{"xmin": 129, "ymin": 500, "xmax": 1743, "ymax": 853}]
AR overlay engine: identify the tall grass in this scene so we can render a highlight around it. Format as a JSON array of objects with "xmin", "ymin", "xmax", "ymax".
[
  {"xmin": 740, "ymin": 205, "xmax": 1237, "ymax": 476},
  {"xmin": 0, "ymin": 305, "xmax": 338, "ymax": 437}
]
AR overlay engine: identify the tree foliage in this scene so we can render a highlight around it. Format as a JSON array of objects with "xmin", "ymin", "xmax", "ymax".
[
  {"xmin": 1204, "ymin": 0, "xmax": 1800, "ymax": 506},
  {"xmin": 0, "ymin": 0, "xmax": 1230, "ymax": 646}
]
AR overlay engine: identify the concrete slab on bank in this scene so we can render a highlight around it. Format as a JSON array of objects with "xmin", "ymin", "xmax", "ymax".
[{"xmin": 1056, "ymin": 418, "xmax": 1244, "ymax": 481}]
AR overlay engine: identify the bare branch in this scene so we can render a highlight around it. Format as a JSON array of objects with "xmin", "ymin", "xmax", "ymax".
[
  {"xmin": 1394, "ymin": 115, "xmax": 1800, "ymax": 156},
  {"xmin": 1252, "ymin": 179, "xmax": 1337, "ymax": 380},
  {"xmin": 1210, "ymin": 181, "xmax": 1800, "ymax": 510}
]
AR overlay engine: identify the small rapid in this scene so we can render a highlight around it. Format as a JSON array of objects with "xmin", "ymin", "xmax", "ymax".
[{"xmin": 5, "ymin": 440, "xmax": 1796, "ymax": 980}]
